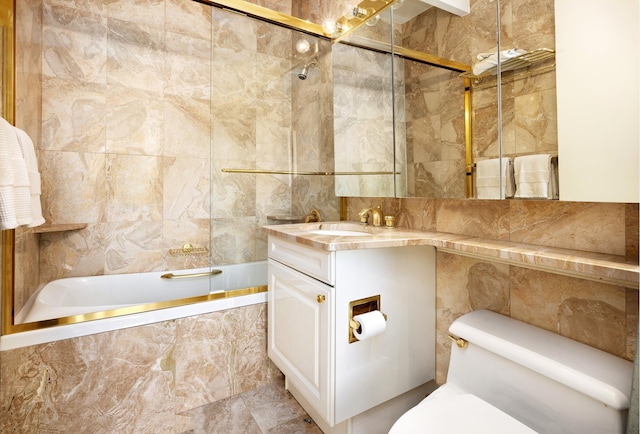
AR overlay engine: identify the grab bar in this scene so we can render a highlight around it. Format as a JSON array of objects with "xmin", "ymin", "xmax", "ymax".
[{"xmin": 160, "ymin": 269, "xmax": 222, "ymax": 280}]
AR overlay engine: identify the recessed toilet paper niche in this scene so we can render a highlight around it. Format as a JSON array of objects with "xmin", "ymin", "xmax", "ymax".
[{"xmin": 349, "ymin": 295, "xmax": 387, "ymax": 343}]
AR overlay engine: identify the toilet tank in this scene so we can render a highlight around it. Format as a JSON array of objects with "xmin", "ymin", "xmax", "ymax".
[{"xmin": 446, "ymin": 310, "xmax": 634, "ymax": 434}]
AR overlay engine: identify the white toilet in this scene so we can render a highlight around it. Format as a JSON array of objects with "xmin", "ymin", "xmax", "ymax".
[{"xmin": 390, "ymin": 310, "xmax": 634, "ymax": 433}]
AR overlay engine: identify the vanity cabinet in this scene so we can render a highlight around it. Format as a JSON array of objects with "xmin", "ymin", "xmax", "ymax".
[{"xmin": 267, "ymin": 236, "xmax": 436, "ymax": 428}]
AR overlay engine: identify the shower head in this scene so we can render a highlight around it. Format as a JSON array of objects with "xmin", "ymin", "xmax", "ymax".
[
  {"xmin": 298, "ymin": 65, "xmax": 309, "ymax": 80},
  {"xmin": 297, "ymin": 61, "xmax": 318, "ymax": 81}
]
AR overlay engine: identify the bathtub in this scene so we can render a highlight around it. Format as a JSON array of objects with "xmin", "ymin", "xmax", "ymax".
[{"xmin": 1, "ymin": 261, "xmax": 267, "ymax": 351}]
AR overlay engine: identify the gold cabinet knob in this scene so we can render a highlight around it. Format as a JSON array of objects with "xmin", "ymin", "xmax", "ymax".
[{"xmin": 317, "ymin": 294, "xmax": 326, "ymax": 303}]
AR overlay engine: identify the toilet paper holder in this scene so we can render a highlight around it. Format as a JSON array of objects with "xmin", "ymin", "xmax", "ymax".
[{"xmin": 349, "ymin": 295, "xmax": 387, "ymax": 343}]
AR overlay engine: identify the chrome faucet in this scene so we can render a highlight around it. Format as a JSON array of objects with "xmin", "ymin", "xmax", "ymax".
[{"xmin": 358, "ymin": 206, "xmax": 383, "ymax": 227}]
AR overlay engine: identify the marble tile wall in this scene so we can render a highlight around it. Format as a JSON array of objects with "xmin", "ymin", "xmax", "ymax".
[
  {"xmin": 348, "ymin": 196, "xmax": 639, "ymax": 383},
  {"xmin": 0, "ymin": 303, "xmax": 282, "ymax": 432}
]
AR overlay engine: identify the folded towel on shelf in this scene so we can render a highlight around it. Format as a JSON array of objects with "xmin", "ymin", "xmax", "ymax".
[
  {"xmin": 472, "ymin": 48, "xmax": 527, "ymax": 76},
  {"xmin": 0, "ymin": 117, "xmax": 32, "ymax": 229},
  {"xmin": 514, "ymin": 154, "xmax": 559, "ymax": 199},
  {"xmin": 14, "ymin": 126, "xmax": 45, "ymax": 227},
  {"xmin": 475, "ymin": 157, "xmax": 515, "ymax": 199}
]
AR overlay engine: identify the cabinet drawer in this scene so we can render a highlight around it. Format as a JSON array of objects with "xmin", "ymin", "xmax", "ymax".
[{"xmin": 268, "ymin": 237, "xmax": 335, "ymax": 285}]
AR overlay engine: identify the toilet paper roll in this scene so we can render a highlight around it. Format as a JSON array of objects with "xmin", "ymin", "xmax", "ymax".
[{"xmin": 353, "ymin": 310, "xmax": 387, "ymax": 341}]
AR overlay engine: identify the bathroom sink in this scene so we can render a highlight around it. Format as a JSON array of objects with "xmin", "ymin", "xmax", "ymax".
[{"xmin": 308, "ymin": 229, "xmax": 371, "ymax": 237}]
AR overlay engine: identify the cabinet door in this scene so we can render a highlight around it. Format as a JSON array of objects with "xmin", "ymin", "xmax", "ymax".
[{"xmin": 267, "ymin": 259, "xmax": 334, "ymax": 423}]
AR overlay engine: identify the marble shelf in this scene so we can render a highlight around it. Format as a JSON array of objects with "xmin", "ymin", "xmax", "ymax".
[{"xmin": 264, "ymin": 222, "xmax": 639, "ymax": 289}]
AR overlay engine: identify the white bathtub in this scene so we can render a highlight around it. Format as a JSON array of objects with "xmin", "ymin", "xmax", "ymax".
[{"xmin": 1, "ymin": 261, "xmax": 267, "ymax": 351}]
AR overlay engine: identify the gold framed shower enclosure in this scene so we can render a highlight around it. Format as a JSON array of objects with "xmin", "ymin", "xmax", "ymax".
[{"xmin": 1, "ymin": 0, "xmax": 475, "ymax": 336}]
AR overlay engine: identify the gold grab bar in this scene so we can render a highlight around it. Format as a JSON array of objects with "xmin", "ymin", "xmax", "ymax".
[
  {"xmin": 160, "ymin": 269, "xmax": 222, "ymax": 279},
  {"xmin": 222, "ymin": 168, "xmax": 398, "ymax": 175}
]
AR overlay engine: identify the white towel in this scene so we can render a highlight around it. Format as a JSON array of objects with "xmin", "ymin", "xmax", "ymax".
[
  {"xmin": 472, "ymin": 48, "xmax": 527, "ymax": 76},
  {"xmin": 14, "ymin": 127, "xmax": 45, "ymax": 227},
  {"xmin": 475, "ymin": 157, "xmax": 515, "ymax": 199},
  {"xmin": 0, "ymin": 117, "xmax": 32, "ymax": 229},
  {"xmin": 514, "ymin": 154, "xmax": 559, "ymax": 199}
]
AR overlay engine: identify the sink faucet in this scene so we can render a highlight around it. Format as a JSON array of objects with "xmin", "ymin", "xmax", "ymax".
[{"xmin": 359, "ymin": 206, "xmax": 383, "ymax": 227}]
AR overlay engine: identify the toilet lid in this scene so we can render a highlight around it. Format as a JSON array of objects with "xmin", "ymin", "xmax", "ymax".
[{"xmin": 389, "ymin": 394, "xmax": 538, "ymax": 434}]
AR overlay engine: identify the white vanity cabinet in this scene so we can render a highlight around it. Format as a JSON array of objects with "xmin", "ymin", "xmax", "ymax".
[{"xmin": 267, "ymin": 236, "xmax": 436, "ymax": 431}]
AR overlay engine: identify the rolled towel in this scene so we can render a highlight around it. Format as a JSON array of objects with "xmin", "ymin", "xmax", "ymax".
[
  {"xmin": 514, "ymin": 154, "xmax": 559, "ymax": 199},
  {"xmin": 475, "ymin": 157, "xmax": 515, "ymax": 199},
  {"xmin": 472, "ymin": 48, "xmax": 527, "ymax": 76},
  {"xmin": 14, "ymin": 127, "xmax": 45, "ymax": 227}
]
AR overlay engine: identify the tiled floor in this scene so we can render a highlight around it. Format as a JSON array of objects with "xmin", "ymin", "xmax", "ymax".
[{"xmin": 181, "ymin": 376, "xmax": 324, "ymax": 433}]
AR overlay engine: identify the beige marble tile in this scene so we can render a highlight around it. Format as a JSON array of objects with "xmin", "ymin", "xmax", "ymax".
[
  {"xmin": 104, "ymin": 221, "xmax": 163, "ymax": 274},
  {"xmin": 508, "ymin": 201, "xmax": 627, "ymax": 255},
  {"xmin": 107, "ymin": 0, "xmax": 165, "ymax": 29},
  {"xmin": 42, "ymin": 77, "xmax": 106, "ymax": 152},
  {"xmin": 105, "ymin": 154, "xmax": 163, "ymax": 222},
  {"xmin": 514, "ymin": 88, "xmax": 557, "ymax": 154},
  {"xmin": 210, "ymin": 217, "xmax": 259, "ymax": 264},
  {"xmin": 241, "ymin": 378, "xmax": 307, "ymax": 432},
  {"xmin": 510, "ymin": 267, "xmax": 628, "ymax": 358},
  {"xmin": 106, "ymin": 17, "xmax": 165, "ymax": 94},
  {"xmin": 511, "ymin": 0, "xmax": 555, "ymax": 50},
  {"xmin": 43, "ymin": 2, "xmax": 107, "ymax": 83},
  {"xmin": 38, "ymin": 223, "xmax": 107, "ymax": 282},
  {"xmin": 39, "ymin": 150, "xmax": 106, "ymax": 223},
  {"xmin": 166, "ymin": 0, "xmax": 212, "ymax": 40},
  {"xmin": 164, "ymin": 30, "xmax": 211, "ymax": 99},
  {"xmin": 174, "ymin": 304, "xmax": 277, "ymax": 412},
  {"xmin": 162, "ymin": 156, "xmax": 211, "ymax": 220},
  {"xmin": 106, "ymin": 85, "xmax": 164, "ymax": 155},
  {"xmin": 436, "ymin": 199, "xmax": 511, "ymax": 239}
]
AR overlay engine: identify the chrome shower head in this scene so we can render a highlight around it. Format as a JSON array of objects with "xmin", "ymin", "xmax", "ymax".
[
  {"xmin": 298, "ymin": 65, "xmax": 309, "ymax": 80},
  {"xmin": 297, "ymin": 61, "xmax": 318, "ymax": 80}
]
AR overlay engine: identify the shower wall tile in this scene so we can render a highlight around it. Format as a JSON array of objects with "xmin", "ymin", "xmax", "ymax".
[
  {"xmin": 104, "ymin": 221, "xmax": 163, "ymax": 274},
  {"xmin": 164, "ymin": 95, "xmax": 211, "ymax": 158},
  {"xmin": 106, "ymin": 18, "xmax": 165, "ymax": 94},
  {"xmin": 163, "ymin": 156, "xmax": 211, "ymax": 220},
  {"xmin": 105, "ymin": 86, "xmax": 164, "ymax": 156},
  {"xmin": 43, "ymin": 2, "xmax": 107, "ymax": 83},
  {"xmin": 39, "ymin": 150, "xmax": 106, "ymax": 224},
  {"xmin": 164, "ymin": 30, "xmax": 211, "ymax": 99},
  {"xmin": 106, "ymin": 0, "xmax": 166, "ymax": 30},
  {"xmin": 166, "ymin": 0, "xmax": 212, "ymax": 40},
  {"xmin": 210, "ymin": 217, "xmax": 259, "ymax": 265},
  {"xmin": 211, "ymin": 161, "xmax": 257, "ymax": 219},
  {"xmin": 105, "ymin": 154, "xmax": 163, "ymax": 222},
  {"xmin": 41, "ymin": 77, "xmax": 106, "ymax": 152},
  {"xmin": 45, "ymin": 0, "xmax": 106, "ymax": 15},
  {"xmin": 39, "ymin": 223, "xmax": 107, "ymax": 281}
]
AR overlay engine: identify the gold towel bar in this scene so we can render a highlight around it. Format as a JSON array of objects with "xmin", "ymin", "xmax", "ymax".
[{"xmin": 160, "ymin": 270, "xmax": 222, "ymax": 280}]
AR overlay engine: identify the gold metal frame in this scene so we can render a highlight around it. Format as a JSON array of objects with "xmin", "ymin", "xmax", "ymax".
[
  {"xmin": 8, "ymin": 285, "xmax": 267, "ymax": 334},
  {"xmin": 1, "ymin": 0, "xmax": 15, "ymax": 337}
]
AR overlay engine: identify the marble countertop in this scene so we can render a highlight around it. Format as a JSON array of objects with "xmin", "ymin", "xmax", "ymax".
[{"xmin": 264, "ymin": 222, "xmax": 639, "ymax": 289}]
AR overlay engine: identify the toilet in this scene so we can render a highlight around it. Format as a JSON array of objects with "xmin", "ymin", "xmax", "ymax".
[{"xmin": 390, "ymin": 310, "xmax": 634, "ymax": 434}]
